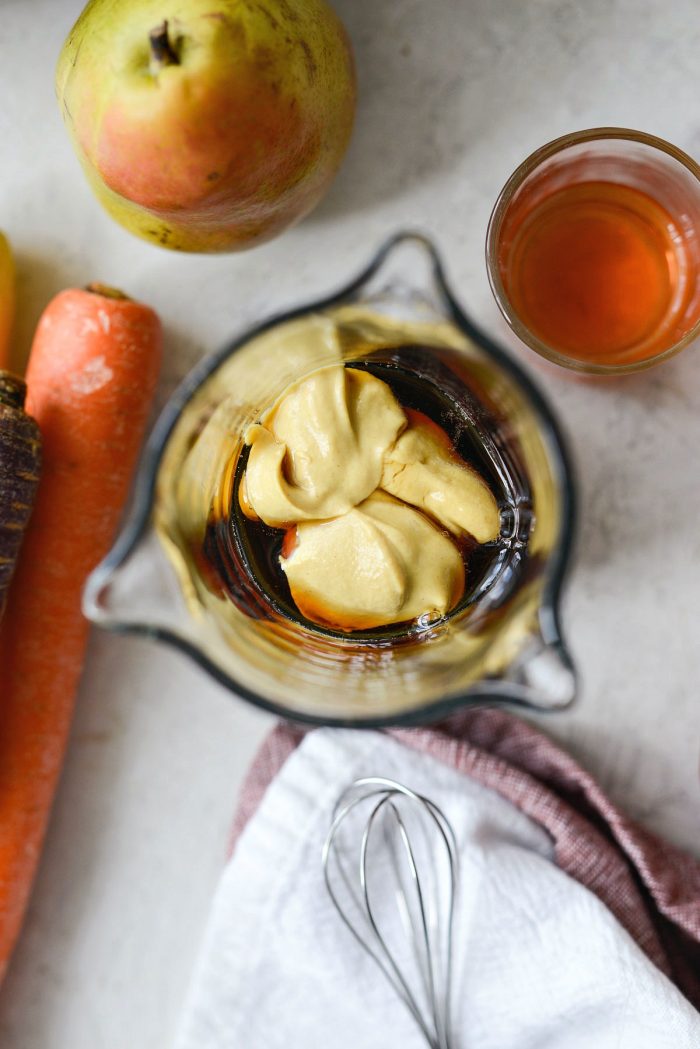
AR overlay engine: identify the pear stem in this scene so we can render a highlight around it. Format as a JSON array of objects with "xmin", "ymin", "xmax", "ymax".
[{"xmin": 149, "ymin": 21, "xmax": 179, "ymax": 71}]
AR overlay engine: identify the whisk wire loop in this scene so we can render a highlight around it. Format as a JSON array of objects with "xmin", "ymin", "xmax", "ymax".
[
  {"xmin": 322, "ymin": 777, "xmax": 458, "ymax": 1049},
  {"xmin": 323, "ymin": 793, "xmax": 435, "ymax": 1040}
]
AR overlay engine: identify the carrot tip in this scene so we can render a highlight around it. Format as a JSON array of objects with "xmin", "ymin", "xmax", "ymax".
[
  {"xmin": 84, "ymin": 283, "xmax": 130, "ymax": 301},
  {"xmin": 0, "ymin": 372, "xmax": 27, "ymax": 410}
]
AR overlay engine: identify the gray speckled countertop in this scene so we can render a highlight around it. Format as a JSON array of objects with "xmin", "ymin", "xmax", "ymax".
[{"xmin": 0, "ymin": 1, "xmax": 698, "ymax": 1046}]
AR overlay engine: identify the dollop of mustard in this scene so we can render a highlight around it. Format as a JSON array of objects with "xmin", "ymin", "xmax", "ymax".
[
  {"xmin": 281, "ymin": 492, "xmax": 465, "ymax": 631},
  {"xmin": 241, "ymin": 364, "xmax": 500, "ymax": 630},
  {"xmin": 381, "ymin": 413, "xmax": 500, "ymax": 544}
]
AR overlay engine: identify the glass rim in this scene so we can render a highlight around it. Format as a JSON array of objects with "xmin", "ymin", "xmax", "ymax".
[{"xmin": 485, "ymin": 127, "xmax": 700, "ymax": 375}]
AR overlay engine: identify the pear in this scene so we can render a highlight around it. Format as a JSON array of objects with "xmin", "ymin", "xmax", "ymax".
[{"xmin": 56, "ymin": 0, "xmax": 355, "ymax": 253}]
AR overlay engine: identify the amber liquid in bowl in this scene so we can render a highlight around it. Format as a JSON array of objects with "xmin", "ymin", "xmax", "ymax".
[
  {"xmin": 203, "ymin": 345, "xmax": 531, "ymax": 643},
  {"xmin": 497, "ymin": 165, "xmax": 700, "ymax": 367}
]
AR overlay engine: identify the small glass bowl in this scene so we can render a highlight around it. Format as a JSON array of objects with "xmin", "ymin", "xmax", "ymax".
[{"xmin": 486, "ymin": 128, "xmax": 700, "ymax": 375}]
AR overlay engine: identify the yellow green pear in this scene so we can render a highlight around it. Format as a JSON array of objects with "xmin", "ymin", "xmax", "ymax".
[{"xmin": 56, "ymin": 0, "xmax": 356, "ymax": 252}]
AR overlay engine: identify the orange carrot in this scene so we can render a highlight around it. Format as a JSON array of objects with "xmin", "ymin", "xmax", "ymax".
[{"xmin": 0, "ymin": 284, "xmax": 161, "ymax": 979}]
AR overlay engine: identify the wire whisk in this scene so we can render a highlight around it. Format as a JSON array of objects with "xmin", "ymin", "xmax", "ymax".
[{"xmin": 322, "ymin": 777, "xmax": 458, "ymax": 1049}]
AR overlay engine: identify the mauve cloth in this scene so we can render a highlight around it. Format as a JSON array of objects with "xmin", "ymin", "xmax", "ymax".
[{"xmin": 230, "ymin": 708, "xmax": 700, "ymax": 1011}]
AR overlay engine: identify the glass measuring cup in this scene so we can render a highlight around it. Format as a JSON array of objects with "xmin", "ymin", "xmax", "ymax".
[{"xmin": 84, "ymin": 233, "xmax": 577, "ymax": 726}]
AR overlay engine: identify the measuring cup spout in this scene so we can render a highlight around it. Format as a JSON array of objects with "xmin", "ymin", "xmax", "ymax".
[
  {"xmin": 83, "ymin": 525, "xmax": 192, "ymax": 640},
  {"xmin": 506, "ymin": 629, "xmax": 576, "ymax": 712},
  {"xmin": 346, "ymin": 230, "xmax": 452, "ymax": 319}
]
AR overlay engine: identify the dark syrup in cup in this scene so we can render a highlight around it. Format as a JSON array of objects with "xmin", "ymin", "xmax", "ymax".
[{"xmin": 203, "ymin": 346, "xmax": 534, "ymax": 642}]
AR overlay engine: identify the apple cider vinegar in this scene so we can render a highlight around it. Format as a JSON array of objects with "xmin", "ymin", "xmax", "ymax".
[
  {"xmin": 487, "ymin": 131, "xmax": 700, "ymax": 372},
  {"xmin": 498, "ymin": 178, "xmax": 697, "ymax": 366}
]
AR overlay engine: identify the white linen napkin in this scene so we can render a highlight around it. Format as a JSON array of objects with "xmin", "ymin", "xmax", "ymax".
[{"xmin": 174, "ymin": 729, "xmax": 700, "ymax": 1049}]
